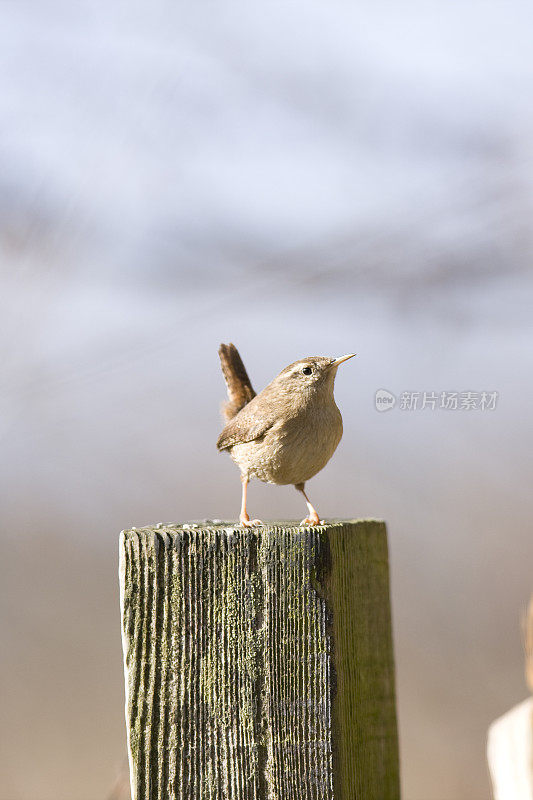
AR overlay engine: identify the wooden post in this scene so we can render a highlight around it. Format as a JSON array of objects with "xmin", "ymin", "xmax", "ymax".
[
  {"xmin": 488, "ymin": 698, "xmax": 533, "ymax": 800},
  {"xmin": 487, "ymin": 596, "xmax": 533, "ymax": 800},
  {"xmin": 119, "ymin": 520, "xmax": 400, "ymax": 800}
]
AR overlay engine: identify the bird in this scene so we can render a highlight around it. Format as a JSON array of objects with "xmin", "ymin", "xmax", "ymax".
[{"xmin": 216, "ymin": 343, "xmax": 355, "ymax": 527}]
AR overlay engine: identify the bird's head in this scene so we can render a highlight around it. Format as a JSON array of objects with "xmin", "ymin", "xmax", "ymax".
[{"xmin": 273, "ymin": 354, "xmax": 356, "ymax": 400}]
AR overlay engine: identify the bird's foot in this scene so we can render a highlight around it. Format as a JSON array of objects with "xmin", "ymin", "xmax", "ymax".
[
  {"xmin": 239, "ymin": 514, "xmax": 263, "ymax": 527},
  {"xmin": 299, "ymin": 514, "xmax": 323, "ymax": 527}
]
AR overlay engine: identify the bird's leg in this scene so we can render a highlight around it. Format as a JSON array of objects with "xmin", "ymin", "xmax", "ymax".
[
  {"xmin": 295, "ymin": 483, "xmax": 323, "ymax": 526},
  {"xmin": 239, "ymin": 475, "xmax": 263, "ymax": 527}
]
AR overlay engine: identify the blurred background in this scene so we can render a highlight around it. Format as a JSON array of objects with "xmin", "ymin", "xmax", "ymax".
[{"xmin": 1, "ymin": 1, "xmax": 532, "ymax": 798}]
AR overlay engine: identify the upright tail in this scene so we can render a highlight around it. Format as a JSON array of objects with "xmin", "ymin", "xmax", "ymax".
[{"xmin": 218, "ymin": 343, "xmax": 256, "ymax": 421}]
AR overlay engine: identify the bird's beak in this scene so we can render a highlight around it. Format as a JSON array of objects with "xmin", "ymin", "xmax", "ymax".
[{"xmin": 330, "ymin": 353, "xmax": 356, "ymax": 368}]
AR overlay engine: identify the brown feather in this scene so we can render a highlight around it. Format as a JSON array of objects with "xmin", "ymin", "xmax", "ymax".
[
  {"xmin": 216, "ymin": 392, "xmax": 277, "ymax": 451},
  {"xmin": 218, "ymin": 343, "xmax": 256, "ymax": 422}
]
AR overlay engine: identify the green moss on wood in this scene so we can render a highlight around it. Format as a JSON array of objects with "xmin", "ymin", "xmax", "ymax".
[{"xmin": 120, "ymin": 521, "xmax": 400, "ymax": 800}]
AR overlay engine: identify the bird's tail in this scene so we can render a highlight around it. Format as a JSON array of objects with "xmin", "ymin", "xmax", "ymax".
[{"xmin": 218, "ymin": 343, "xmax": 256, "ymax": 421}]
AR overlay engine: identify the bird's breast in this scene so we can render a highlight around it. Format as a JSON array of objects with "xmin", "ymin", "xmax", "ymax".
[{"xmin": 232, "ymin": 400, "xmax": 343, "ymax": 485}]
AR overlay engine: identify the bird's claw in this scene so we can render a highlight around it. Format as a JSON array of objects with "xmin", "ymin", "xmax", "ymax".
[
  {"xmin": 299, "ymin": 516, "xmax": 323, "ymax": 527},
  {"xmin": 240, "ymin": 516, "xmax": 263, "ymax": 527}
]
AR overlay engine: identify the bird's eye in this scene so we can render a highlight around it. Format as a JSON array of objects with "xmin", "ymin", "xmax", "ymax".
[{"xmin": 302, "ymin": 366, "xmax": 312, "ymax": 376}]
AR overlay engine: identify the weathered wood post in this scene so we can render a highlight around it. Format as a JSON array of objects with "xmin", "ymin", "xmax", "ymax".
[
  {"xmin": 119, "ymin": 520, "xmax": 400, "ymax": 799},
  {"xmin": 487, "ymin": 595, "xmax": 533, "ymax": 800}
]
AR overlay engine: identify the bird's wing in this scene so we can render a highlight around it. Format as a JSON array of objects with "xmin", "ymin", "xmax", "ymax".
[{"xmin": 216, "ymin": 395, "xmax": 277, "ymax": 451}]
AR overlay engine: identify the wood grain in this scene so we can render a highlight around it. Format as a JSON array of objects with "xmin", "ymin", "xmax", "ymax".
[{"xmin": 119, "ymin": 520, "xmax": 399, "ymax": 800}]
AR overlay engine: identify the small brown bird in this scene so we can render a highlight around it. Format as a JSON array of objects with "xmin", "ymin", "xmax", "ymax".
[{"xmin": 217, "ymin": 343, "xmax": 355, "ymax": 526}]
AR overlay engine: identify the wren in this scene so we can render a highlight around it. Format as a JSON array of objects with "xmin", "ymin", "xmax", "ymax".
[{"xmin": 217, "ymin": 343, "xmax": 355, "ymax": 527}]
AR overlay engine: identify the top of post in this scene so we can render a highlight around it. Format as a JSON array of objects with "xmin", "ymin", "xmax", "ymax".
[{"xmin": 121, "ymin": 518, "xmax": 385, "ymax": 537}]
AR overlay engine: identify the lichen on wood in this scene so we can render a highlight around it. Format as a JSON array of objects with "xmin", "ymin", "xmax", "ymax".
[{"xmin": 119, "ymin": 520, "xmax": 400, "ymax": 800}]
